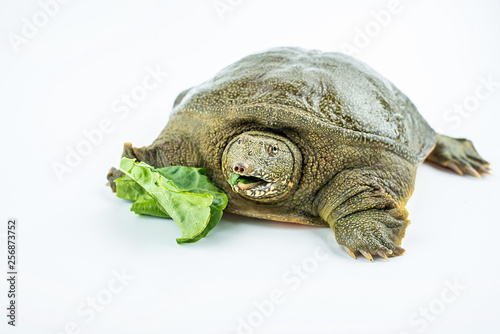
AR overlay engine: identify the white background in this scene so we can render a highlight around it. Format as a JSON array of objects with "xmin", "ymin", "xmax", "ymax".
[{"xmin": 1, "ymin": 1, "xmax": 500, "ymax": 333}]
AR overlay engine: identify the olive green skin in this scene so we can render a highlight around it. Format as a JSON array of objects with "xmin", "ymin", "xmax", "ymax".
[
  {"xmin": 143, "ymin": 47, "xmax": 434, "ymax": 223},
  {"xmin": 109, "ymin": 47, "xmax": 489, "ymax": 258},
  {"xmin": 221, "ymin": 131, "xmax": 302, "ymax": 204}
]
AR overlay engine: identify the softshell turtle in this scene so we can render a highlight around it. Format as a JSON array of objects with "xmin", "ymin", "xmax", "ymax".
[{"xmin": 107, "ymin": 47, "xmax": 489, "ymax": 261}]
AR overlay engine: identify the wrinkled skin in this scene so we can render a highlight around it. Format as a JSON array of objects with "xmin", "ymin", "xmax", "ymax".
[
  {"xmin": 107, "ymin": 47, "xmax": 490, "ymax": 261},
  {"xmin": 222, "ymin": 131, "xmax": 302, "ymax": 203}
]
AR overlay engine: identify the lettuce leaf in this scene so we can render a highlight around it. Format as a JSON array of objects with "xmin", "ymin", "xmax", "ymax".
[{"xmin": 115, "ymin": 158, "xmax": 228, "ymax": 244}]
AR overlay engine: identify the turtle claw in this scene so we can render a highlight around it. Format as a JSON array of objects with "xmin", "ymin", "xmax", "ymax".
[
  {"xmin": 479, "ymin": 165, "xmax": 491, "ymax": 175},
  {"xmin": 359, "ymin": 250, "xmax": 373, "ymax": 262},
  {"xmin": 342, "ymin": 247, "xmax": 391, "ymax": 262},
  {"xmin": 443, "ymin": 161, "xmax": 463, "ymax": 176},
  {"xmin": 465, "ymin": 165, "xmax": 481, "ymax": 178},
  {"xmin": 377, "ymin": 250, "xmax": 389, "ymax": 261},
  {"xmin": 342, "ymin": 246, "xmax": 357, "ymax": 260}
]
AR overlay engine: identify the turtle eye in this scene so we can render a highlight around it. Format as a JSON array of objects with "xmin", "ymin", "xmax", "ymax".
[
  {"xmin": 268, "ymin": 144, "xmax": 279, "ymax": 155},
  {"xmin": 237, "ymin": 138, "xmax": 242, "ymax": 145}
]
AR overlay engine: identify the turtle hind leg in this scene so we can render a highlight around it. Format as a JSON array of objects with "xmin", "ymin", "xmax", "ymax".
[{"xmin": 426, "ymin": 134, "xmax": 490, "ymax": 177}]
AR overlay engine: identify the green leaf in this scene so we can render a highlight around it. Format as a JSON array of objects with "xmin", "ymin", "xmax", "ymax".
[
  {"xmin": 130, "ymin": 197, "xmax": 171, "ymax": 218},
  {"xmin": 177, "ymin": 207, "xmax": 222, "ymax": 244},
  {"xmin": 156, "ymin": 166, "xmax": 228, "ymax": 244},
  {"xmin": 227, "ymin": 172, "xmax": 262, "ymax": 185},
  {"xmin": 156, "ymin": 166, "xmax": 227, "ymax": 212},
  {"xmin": 115, "ymin": 158, "xmax": 228, "ymax": 244},
  {"xmin": 115, "ymin": 175, "xmax": 146, "ymax": 201},
  {"xmin": 116, "ymin": 174, "xmax": 171, "ymax": 218},
  {"xmin": 228, "ymin": 173, "xmax": 240, "ymax": 185},
  {"xmin": 237, "ymin": 175, "xmax": 262, "ymax": 184}
]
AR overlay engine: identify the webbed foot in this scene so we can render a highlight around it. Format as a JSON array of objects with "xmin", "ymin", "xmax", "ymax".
[
  {"xmin": 335, "ymin": 208, "xmax": 409, "ymax": 262},
  {"xmin": 427, "ymin": 134, "xmax": 490, "ymax": 177},
  {"xmin": 106, "ymin": 142, "xmax": 145, "ymax": 193},
  {"xmin": 106, "ymin": 167, "xmax": 123, "ymax": 192}
]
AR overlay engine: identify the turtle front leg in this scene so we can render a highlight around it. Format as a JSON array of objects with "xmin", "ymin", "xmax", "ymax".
[
  {"xmin": 316, "ymin": 167, "xmax": 415, "ymax": 261},
  {"xmin": 106, "ymin": 141, "xmax": 178, "ymax": 192},
  {"xmin": 332, "ymin": 207, "xmax": 409, "ymax": 261},
  {"xmin": 106, "ymin": 134, "xmax": 203, "ymax": 192},
  {"xmin": 106, "ymin": 142, "xmax": 144, "ymax": 192}
]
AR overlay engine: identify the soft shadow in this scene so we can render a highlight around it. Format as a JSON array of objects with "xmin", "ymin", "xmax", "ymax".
[{"xmin": 221, "ymin": 211, "xmax": 323, "ymax": 231}]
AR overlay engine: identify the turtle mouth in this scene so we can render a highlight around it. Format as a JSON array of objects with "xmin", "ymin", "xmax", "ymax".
[{"xmin": 228, "ymin": 173, "xmax": 272, "ymax": 192}]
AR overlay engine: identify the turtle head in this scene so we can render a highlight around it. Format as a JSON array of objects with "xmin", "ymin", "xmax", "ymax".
[{"xmin": 222, "ymin": 131, "xmax": 302, "ymax": 203}]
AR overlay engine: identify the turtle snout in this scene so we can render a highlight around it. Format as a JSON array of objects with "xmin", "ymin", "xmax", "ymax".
[{"xmin": 233, "ymin": 162, "xmax": 250, "ymax": 175}]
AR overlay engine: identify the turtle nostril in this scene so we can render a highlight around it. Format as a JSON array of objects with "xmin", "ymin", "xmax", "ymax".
[
  {"xmin": 233, "ymin": 162, "xmax": 248, "ymax": 174},
  {"xmin": 234, "ymin": 166, "xmax": 246, "ymax": 173}
]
